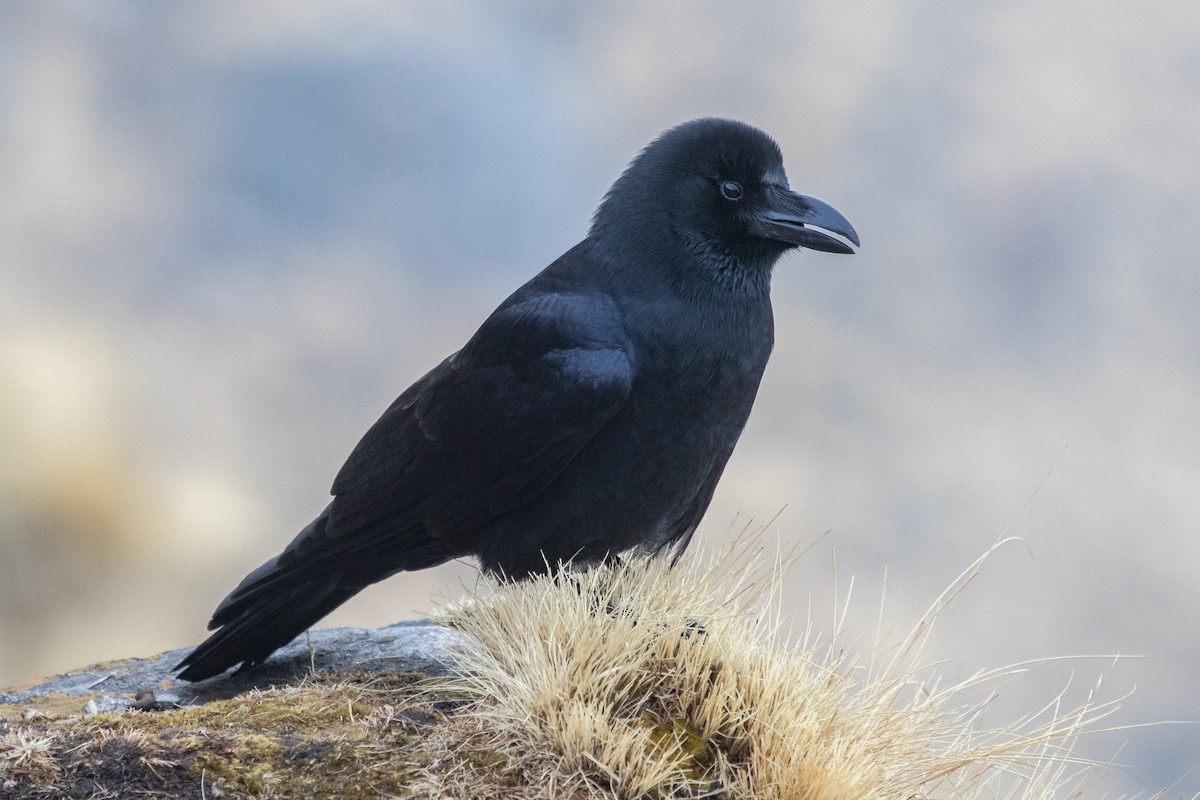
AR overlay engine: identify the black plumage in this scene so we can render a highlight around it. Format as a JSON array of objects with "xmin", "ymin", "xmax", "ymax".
[{"xmin": 176, "ymin": 118, "xmax": 858, "ymax": 681}]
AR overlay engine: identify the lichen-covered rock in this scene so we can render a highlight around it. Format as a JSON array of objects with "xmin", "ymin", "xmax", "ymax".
[
  {"xmin": 0, "ymin": 620, "xmax": 476, "ymax": 716},
  {"xmin": 0, "ymin": 621, "xmax": 484, "ymax": 799}
]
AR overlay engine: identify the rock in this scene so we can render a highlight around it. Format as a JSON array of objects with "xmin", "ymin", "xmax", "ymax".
[
  {"xmin": 0, "ymin": 620, "xmax": 477, "ymax": 716},
  {"xmin": 0, "ymin": 621, "xmax": 478, "ymax": 800}
]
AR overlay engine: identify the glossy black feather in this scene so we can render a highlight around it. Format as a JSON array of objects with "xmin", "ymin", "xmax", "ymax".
[{"xmin": 176, "ymin": 118, "xmax": 857, "ymax": 681}]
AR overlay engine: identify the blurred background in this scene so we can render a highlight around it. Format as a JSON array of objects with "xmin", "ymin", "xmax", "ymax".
[{"xmin": 1, "ymin": 1, "xmax": 1197, "ymax": 794}]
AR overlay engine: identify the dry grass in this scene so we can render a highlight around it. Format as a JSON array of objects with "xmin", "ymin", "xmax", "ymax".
[
  {"xmin": 428, "ymin": 537, "xmax": 1119, "ymax": 800},
  {"xmin": 1, "ymin": 537, "xmax": 1129, "ymax": 799}
]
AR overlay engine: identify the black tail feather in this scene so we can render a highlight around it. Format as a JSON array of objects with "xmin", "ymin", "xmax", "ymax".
[
  {"xmin": 176, "ymin": 504, "xmax": 459, "ymax": 682},
  {"xmin": 175, "ymin": 573, "xmax": 358, "ymax": 682}
]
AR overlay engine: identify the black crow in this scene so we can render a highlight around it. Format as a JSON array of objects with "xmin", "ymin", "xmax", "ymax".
[{"xmin": 176, "ymin": 118, "xmax": 858, "ymax": 681}]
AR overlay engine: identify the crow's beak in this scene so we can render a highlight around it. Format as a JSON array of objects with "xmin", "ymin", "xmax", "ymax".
[{"xmin": 750, "ymin": 188, "xmax": 860, "ymax": 254}]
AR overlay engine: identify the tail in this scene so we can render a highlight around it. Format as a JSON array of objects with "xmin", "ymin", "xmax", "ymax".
[
  {"xmin": 176, "ymin": 508, "xmax": 369, "ymax": 682},
  {"xmin": 176, "ymin": 501, "xmax": 459, "ymax": 682},
  {"xmin": 175, "ymin": 566, "xmax": 361, "ymax": 682}
]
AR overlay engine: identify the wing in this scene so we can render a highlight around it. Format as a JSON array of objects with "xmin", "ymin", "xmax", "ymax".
[
  {"xmin": 177, "ymin": 287, "xmax": 635, "ymax": 678},
  {"xmin": 315, "ymin": 289, "xmax": 634, "ymax": 567}
]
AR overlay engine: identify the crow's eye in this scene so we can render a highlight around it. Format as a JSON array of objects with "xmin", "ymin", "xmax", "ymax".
[{"xmin": 719, "ymin": 181, "xmax": 743, "ymax": 201}]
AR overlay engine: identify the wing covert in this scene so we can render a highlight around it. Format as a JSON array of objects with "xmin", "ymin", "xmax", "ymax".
[{"xmin": 324, "ymin": 290, "xmax": 634, "ymax": 550}]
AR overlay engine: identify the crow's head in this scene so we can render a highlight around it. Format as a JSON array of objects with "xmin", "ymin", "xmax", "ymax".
[{"xmin": 592, "ymin": 118, "xmax": 858, "ymax": 291}]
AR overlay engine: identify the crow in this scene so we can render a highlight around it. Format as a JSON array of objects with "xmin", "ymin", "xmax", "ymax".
[{"xmin": 176, "ymin": 118, "xmax": 858, "ymax": 681}]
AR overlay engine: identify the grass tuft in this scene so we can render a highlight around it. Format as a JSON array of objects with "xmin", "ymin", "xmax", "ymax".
[{"xmin": 428, "ymin": 538, "xmax": 1117, "ymax": 799}]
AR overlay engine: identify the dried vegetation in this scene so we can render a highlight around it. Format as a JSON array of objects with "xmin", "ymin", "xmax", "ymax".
[{"xmin": 2, "ymin": 540, "xmax": 1118, "ymax": 799}]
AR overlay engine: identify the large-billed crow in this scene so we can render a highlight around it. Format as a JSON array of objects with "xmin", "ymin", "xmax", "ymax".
[{"xmin": 176, "ymin": 118, "xmax": 858, "ymax": 681}]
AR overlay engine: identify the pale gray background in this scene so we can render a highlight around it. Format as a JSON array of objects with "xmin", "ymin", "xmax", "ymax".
[{"xmin": 1, "ymin": 2, "xmax": 1197, "ymax": 795}]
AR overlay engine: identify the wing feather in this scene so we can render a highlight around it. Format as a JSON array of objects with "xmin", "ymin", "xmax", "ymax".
[{"xmin": 318, "ymin": 290, "xmax": 633, "ymax": 562}]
